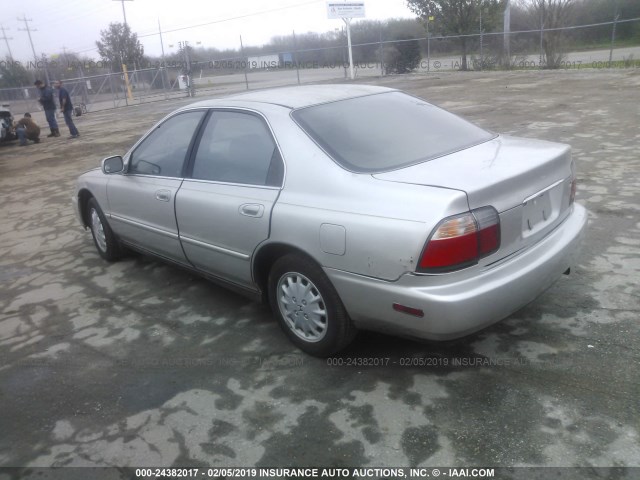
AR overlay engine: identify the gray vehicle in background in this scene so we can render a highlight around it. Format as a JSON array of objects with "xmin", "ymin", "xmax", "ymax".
[
  {"xmin": 73, "ymin": 85, "xmax": 587, "ymax": 356},
  {"xmin": 0, "ymin": 105, "xmax": 16, "ymax": 143}
]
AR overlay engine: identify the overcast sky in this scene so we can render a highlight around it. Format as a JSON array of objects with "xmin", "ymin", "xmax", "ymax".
[{"xmin": 2, "ymin": 0, "xmax": 416, "ymax": 62}]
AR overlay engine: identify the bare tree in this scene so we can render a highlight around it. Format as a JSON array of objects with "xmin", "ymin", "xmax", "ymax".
[
  {"xmin": 524, "ymin": 0, "xmax": 575, "ymax": 68},
  {"xmin": 407, "ymin": 0, "xmax": 503, "ymax": 71}
]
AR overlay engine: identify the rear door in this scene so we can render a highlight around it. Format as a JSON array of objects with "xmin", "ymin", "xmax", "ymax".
[
  {"xmin": 107, "ymin": 110, "xmax": 206, "ymax": 264},
  {"xmin": 175, "ymin": 109, "xmax": 284, "ymax": 286}
]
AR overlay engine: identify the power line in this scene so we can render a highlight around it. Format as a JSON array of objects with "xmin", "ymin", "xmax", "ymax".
[
  {"xmin": 67, "ymin": 0, "xmax": 325, "ymax": 55},
  {"xmin": 113, "ymin": 0, "xmax": 134, "ymax": 27},
  {"xmin": 0, "ymin": 24, "xmax": 14, "ymax": 61},
  {"xmin": 17, "ymin": 15, "xmax": 38, "ymax": 64},
  {"xmin": 19, "ymin": 0, "xmax": 87, "ymax": 26},
  {"xmin": 138, "ymin": 0, "xmax": 323, "ymax": 38},
  {"xmin": 17, "ymin": 14, "xmax": 49, "ymax": 83},
  {"xmin": 32, "ymin": 3, "xmax": 112, "ymax": 33}
]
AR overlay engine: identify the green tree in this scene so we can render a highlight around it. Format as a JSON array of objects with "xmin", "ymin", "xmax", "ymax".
[
  {"xmin": 407, "ymin": 0, "xmax": 503, "ymax": 70},
  {"xmin": 96, "ymin": 22, "xmax": 145, "ymax": 72},
  {"xmin": 0, "ymin": 57, "xmax": 31, "ymax": 88}
]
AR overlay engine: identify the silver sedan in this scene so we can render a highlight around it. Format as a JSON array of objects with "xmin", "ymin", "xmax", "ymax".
[{"xmin": 73, "ymin": 85, "xmax": 587, "ymax": 356}]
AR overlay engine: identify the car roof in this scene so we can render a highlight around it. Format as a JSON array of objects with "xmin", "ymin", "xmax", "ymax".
[{"xmin": 185, "ymin": 84, "xmax": 397, "ymax": 110}]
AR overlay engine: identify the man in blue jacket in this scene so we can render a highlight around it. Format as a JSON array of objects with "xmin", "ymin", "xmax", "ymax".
[
  {"xmin": 54, "ymin": 81, "xmax": 80, "ymax": 139},
  {"xmin": 34, "ymin": 80, "xmax": 60, "ymax": 137}
]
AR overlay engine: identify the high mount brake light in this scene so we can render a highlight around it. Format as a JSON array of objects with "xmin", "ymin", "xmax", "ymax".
[{"xmin": 418, "ymin": 206, "xmax": 500, "ymax": 273}]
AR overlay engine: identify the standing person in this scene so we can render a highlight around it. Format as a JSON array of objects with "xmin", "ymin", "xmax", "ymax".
[
  {"xmin": 54, "ymin": 80, "xmax": 80, "ymax": 139},
  {"xmin": 34, "ymin": 80, "xmax": 60, "ymax": 137},
  {"xmin": 14, "ymin": 113, "xmax": 41, "ymax": 146}
]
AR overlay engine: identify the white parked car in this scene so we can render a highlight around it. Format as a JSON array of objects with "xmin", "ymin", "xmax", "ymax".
[{"xmin": 0, "ymin": 104, "xmax": 16, "ymax": 142}]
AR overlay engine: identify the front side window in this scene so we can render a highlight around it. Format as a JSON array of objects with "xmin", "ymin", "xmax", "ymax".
[
  {"xmin": 191, "ymin": 111, "xmax": 283, "ymax": 186},
  {"xmin": 129, "ymin": 111, "xmax": 205, "ymax": 177},
  {"xmin": 292, "ymin": 91, "xmax": 496, "ymax": 173}
]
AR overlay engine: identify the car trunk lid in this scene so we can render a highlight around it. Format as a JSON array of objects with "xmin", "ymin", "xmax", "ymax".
[{"xmin": 373, "ymin": 135, "xmax": 575, "ymax": 263}]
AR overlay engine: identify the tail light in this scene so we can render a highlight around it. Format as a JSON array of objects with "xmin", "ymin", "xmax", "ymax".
[
  {"xmin": 569, "ymin": 160, "xmax": 577, "ymax": 205},
  {"xmin": 418, "ymin": 206, "xmax": 500, "ymax": 273},
  {"xmin": 569, "ymin": 178, "xmax": 577, "ymax": 205}
]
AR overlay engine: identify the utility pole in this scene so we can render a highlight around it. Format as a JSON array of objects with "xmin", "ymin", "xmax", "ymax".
[
  {"xmin": 479, "ymin": 7, "xmax": 483, "ymax": 70},
  {"xmin": 343, "ymin": 17, "xmax": 355, "ymax": 80},
  {"xmin": 342, "ymin": 26, "xmax": 347, "ymax": 78},
  {"xmin": 158, "ymin": 19, "xmax": 168, "ymax": 97},
  {"xmin": 426, "ymin": 13, "xmax": 431, "ymax": 73},
  {"xmin": 18, "ymin": 14, "xmax": 49, "ymax": 84},
  {"xmin": 0, "ymin": 25, "xmax": 14, "ymax": 61},
  {"xmin": 539, "ymin": 8, "xmax": 544, "ymax": 68},
  {"xmin": 239, "ymin": 35, "xmax": 249, "ymax": 91},
  {"xmin": 113, "ymin": 0, "xmax": 134, "ymax": 26},
  {"xmin": 61, "ymin": 45, "xmax": 70, "ymax": 76},
  {"xmin": 292, "ymin": 30, "xmax": 300, "ymax": 85},
  {"xmin": 503, "ymin": 0, "xmax": 511, "ymax": 65},
  {"xmin": 609, "ymin": 0, "xmax": 619, "ymax": 66},
  {"xmin": 179, "ymin": 40, "xmax": 195, "ymax": 96},
  {"xmin": 158, "ymin": 19, "xmax": 166, "ymax": 61},
  {"xmin": 379, "ymin": 24, "xmax": 384, "ymax": 76}
]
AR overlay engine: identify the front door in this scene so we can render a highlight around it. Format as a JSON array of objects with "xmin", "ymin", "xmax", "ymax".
[{"xmin": 107, "ymin": 110, "xmax": 206, "ymax": 264}]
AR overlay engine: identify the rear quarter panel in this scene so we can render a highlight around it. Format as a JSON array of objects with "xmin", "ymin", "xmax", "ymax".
[{"xmin": 264, "ymin": 108, "xmax": 470, "ymax": 281}]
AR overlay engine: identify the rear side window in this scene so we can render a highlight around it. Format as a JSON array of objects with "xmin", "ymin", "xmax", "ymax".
[
  {"xmin": 191, "ymin": 111, "xmax": 283, "ymax": 187},
  {"xmin": 292, "ymin": 91, "xmax": 496, "ymax": 173}
]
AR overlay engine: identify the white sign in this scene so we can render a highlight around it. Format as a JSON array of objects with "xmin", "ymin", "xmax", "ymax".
[
  {"xmin": 327, "ymin": 1, "xmax": 365, "ymax": 19},
  {"xmin": 247, "ymin": 54, "xmax": 281, "ymax": 69}
]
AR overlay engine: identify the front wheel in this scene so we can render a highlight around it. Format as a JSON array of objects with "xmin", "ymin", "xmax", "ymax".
[
  {"xmin": 87, "ymin": 197, "xmax": 121, "ymax": 262},
  {"xmin": 268, "ymin": 253, "xmax": 356, "ymax": 357}
]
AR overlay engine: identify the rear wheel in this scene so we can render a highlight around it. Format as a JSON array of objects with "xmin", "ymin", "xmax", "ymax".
[
  {"xmin": 87, "ymin": 197, "xmax": 121, "ymax": 262},
  {"xmin": 268, "ymin": 253, "xmax": 356, "ymax": 357}
]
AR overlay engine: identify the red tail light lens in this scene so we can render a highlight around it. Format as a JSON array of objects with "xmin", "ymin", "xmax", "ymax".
[
  {"xmin": 419, "ymin": 214, "xmax": 478, "ymax": 269},
  {"xmin": 569, "ymin": 178, "xmax": 577, "ymax": 205},
  {"xmin": 418, "ymin": 206, "xmax": 500, "ymax": 273},
  {"xmin": 474, "ymin": 206, "xmax": 501, "ymax": 255},
  {"xmin": 569, "ymin": 160, "xmax": 577, "ymax": 205}
]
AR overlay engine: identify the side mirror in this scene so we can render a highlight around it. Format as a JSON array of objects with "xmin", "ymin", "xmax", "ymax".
[{"xmin": 101, "ymin": 155, "xmax": 124, "ymax": 174}]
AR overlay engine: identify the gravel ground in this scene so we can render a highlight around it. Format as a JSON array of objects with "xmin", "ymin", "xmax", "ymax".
[{"xmin": 0, "ymin": 69, "xmax": 639, "ymax": 474}]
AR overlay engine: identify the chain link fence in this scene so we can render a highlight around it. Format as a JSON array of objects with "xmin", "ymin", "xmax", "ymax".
[{"xmin": 1, "ymin": 17, "xmax": 638, "ymax": 115}]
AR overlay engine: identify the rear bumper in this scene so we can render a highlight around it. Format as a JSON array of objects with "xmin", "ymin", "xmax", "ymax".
[{"xmin": 325, "ymin": 203, "xmax": 588, "ymax": 340}]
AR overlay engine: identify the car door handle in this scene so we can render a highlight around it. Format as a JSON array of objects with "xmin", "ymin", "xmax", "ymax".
[
  {"xmin": 239, "ymin": 204, "xmax": 264, "ymax": 218},
  {"xmin": 155, "ymin": 189, "xmax": 171, "ymax": 202}
]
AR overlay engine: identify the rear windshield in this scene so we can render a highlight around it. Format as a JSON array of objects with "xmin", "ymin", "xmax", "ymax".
[{"xmin": 292, "ymin": 91, "xmax": 496, "ymax": 173}]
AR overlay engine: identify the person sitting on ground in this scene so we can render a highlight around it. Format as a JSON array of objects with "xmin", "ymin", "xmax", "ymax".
[{"xmin": 15, "ymin": 113, "xmax": 41, "ymax": 146}]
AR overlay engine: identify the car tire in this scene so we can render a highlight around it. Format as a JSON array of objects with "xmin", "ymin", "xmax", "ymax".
[
  {"xmin": 268, "ymin": 253, "xmax": 357, "ymax": 357},
  {"xmin": 87, "ymin": 197, "xmax": 121, "ymax": 262}
]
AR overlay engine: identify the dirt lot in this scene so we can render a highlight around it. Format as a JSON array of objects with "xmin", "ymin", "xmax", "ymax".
[{"xmin": 0, "ymin": 70, "xmax": 639, "ymax": 472}]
